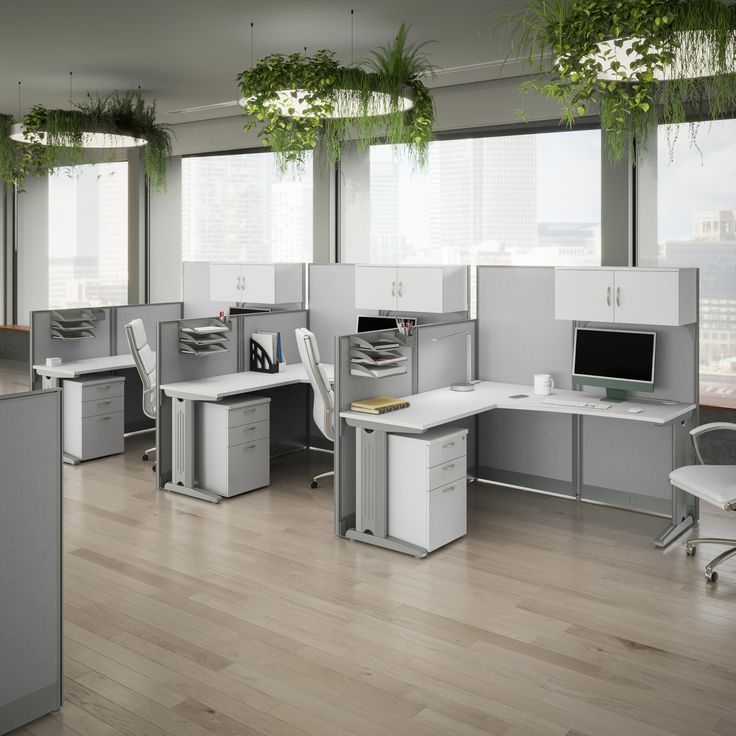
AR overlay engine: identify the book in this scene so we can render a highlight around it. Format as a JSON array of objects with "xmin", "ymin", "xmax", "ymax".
[{"xmin": 350, "ymin": 396, "xmax": 411, "ymax": 414}]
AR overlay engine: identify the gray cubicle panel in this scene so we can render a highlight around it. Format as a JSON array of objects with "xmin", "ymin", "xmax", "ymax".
[
  {"xmin": 0, "ymin": 390, "xmax": 62, "ymax": 734},
  {"xmin": 476, "ymin": 267, "xmax": 575, "ymax": 495},
  {"xmin": 334, "ymin": 329, "xmax": 415, "ymax": 535},
  {"xmin": 30, "ymin": 306, "xmax": 113, "ymax": 388},
  {"xmin": 115, "ymin": 302, "xmax": 183, "ymax": 353},
  {"xmin": 308, "ymin": 264, "xmax": 359, "ymax": 364},
  {"xmin": 239, "ymin": 310, "xmax": 310, "ymax": 454},
  {"xmin": 182, "ymin": 261, "xmax": 222, "ymax": 318},
  {"xmin": 415, "ymin": 319, "xmax": 478, "ymax": 472},
  {"xmin": 156, "ymin": 317, "xmax": 240, "ymax": 488},
  {"xmin": 580, "ymin": 321, "xmax": 698, "ymax": 514}
]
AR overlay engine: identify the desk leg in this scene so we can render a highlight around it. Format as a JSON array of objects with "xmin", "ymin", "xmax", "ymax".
[
  {"xmin": 163, "ymin": 397, "xmax": 221, "ymax": 504},
  {"xmin": 346, "ymin": 427, "xmax": 428, "ymax": 558},
  {"xmin": 655, "ymin": 417, "xmax": 698, "ymax": 548},
  {"xmin": 43, "ymin": 376, "xmax": 80, "ymax": 464}
]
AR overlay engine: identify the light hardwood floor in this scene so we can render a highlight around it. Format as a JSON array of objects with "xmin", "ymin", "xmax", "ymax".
[{"xmin": 4, "ymin": 361, "xmax": 736, "ymax": 736}]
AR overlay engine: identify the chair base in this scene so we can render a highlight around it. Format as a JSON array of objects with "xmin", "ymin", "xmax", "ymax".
[
  {"xmin": 311, "ymin": 470, "xmax": 334, "ymax": 489},
  {"xmin": 686, "ymin": 537, "xmax": 736, "ymax": 583},
  {"xmin": 142, "ymin": 447, "xmax": 157, "ymax": 472}
]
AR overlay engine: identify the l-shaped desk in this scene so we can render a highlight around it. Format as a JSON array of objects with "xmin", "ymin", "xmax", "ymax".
[
  {"xmin": 341, "ymin": 381, "xmax": 697, "ymax": 557},
  {"xmin": 161, "ymin": 363, "xmax": 334, "ymax": 503}
]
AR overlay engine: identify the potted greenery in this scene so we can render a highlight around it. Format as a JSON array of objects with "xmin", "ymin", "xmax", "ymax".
[
  {"xmin": 504, "ymin": 0, "xmax": 736, "ymax": 161},
  {"xmin": 0, "ymin": 91, "xmax": 173, "ymax": 190},
  {"xmin": 237, "ymin": 23, "xmax": 435, "ymax": 169}
]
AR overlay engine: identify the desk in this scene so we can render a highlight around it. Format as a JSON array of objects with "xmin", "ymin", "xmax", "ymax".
[
  {"xmin": 161, "ymin": 363, "xmax": 334, "ymax": 503},
  {"xmin": 33, "ymin": 354, "xmax": 141, "ymax": 387},
  {"xmin": 341, "ymin": 382, "xmax": 697, "ymax": 557}
]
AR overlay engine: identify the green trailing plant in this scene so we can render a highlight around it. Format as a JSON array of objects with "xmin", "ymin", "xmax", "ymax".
[
  {"xmin": 0, "ymin": 91, "xmax": 173, "ymax": 190},
  {"xmin": 237, "ymin": 23, "xmax": 435, "ymax": 170},
  {"xmin": 503, "ymin": 0, "xmax": 736, "ymax": 161}
]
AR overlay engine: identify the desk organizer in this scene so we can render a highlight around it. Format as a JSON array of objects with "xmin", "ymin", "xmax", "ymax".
[
  {"xmin": 350, "ymin": 335, "xmax": 408, "ymax": 378},
  {"xmin": 179, "ymin": 320, "xmax": 230, "ymax": 356},
  {"xmin": 50, "ymin": 309, "xmax": 99, "ymax": 340},
  {"xmin": 249, "ymin": 338, "xmax": 279, "ymax": 373}
]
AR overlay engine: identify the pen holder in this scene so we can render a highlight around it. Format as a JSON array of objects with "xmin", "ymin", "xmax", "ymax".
[{"xmin": 249, "ymin": 339, "xmax": 279, "ymax": 373}]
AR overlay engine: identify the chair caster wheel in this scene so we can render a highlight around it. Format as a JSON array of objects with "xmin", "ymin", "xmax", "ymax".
[
  {"xmin": 310, "ymin": 481, "xmax": 318, "ymax": 489},
  {"xmin": 142, "ymin": 453, "xmax": 149, "ymax": 461},
  {"xmin": 706, "ymin": 570, "xmax": 718, "ymax": 583},
  {"xmin": 152, "ymin": 464, "xmax": 156, "ymax": 472},
  {"xmin": 686, "ymin": 546, "xmax": 696, "ymax": 556}
]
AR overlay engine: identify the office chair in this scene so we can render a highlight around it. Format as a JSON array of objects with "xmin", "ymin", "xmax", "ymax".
[
  {"xmin": 669, "ymin": 422, "xmax": 736, "ymax": 583},
  {"xmin": 125, "ymin": 319, "xmax": 157, "ymax": 471},
  {"xmin": 295, "ymin": 327, "xmax": 334, "ymax": 488}
]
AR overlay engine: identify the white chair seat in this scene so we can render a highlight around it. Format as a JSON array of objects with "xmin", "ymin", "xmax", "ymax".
[{"xmin": 669, "ymin": 465, "xmax": 736, "ymax": 510}]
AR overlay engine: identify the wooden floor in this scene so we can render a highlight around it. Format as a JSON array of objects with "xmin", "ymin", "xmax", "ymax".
[{"xmin": 4, "ymin": 362, "xmax": 736, "ymax": 736}]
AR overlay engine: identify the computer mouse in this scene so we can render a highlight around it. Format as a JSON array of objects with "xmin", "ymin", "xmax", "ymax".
[{"xmin": 627, "ymin": 408, "xmax": 643, "ymax": 414}]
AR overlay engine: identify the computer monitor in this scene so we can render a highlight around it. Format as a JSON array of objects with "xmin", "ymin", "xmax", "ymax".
[
  {"xmin": 356, "ymin": 315, "xmax": 416, "ymax": 334},
  {"xmin": 572, "ymin": 327, "xmax": 656, "ymax": 401}
]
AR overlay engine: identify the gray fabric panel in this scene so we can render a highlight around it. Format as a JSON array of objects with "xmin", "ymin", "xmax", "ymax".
[
  {"xmin": 31, "ymin": 307, "xmax": 112, "ymax": 368},
  {"xmin": 0, "ymin": 391, "xmax": 61, "ymax": 715},
  {"xmin": 115, "ymin": 302, "xmax": 183, "ymax": 354}
]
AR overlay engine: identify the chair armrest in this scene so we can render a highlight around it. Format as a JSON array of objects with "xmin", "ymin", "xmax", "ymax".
[{"xmin": 690, "ymin": 422, "xmax": 736, "ymax": 464}]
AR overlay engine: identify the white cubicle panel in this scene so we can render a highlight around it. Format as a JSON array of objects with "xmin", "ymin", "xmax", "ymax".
[
  {"xmin": 476, "ymin": 266, "xmax": 575, "ymax": 495},
  {"xmin": 115, "ymin": 302, "xmax": 183, "ymax": 354},
  {"xmin": 0, "ymin": 390, "xmax": 62, "ymax": 734},
  {"xmin": 182, "ymin": 262, "xmax": 224, "ymax": 318}
]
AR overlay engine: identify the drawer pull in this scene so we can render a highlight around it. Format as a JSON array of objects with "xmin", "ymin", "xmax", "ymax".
[
  {"xmin": 97, "ymin": 400, "xmax": 111, "ymax": 406},
  {"xmin": 244, "ymin": 444, "xmax": 257, "ymax": 450},
  {"xmin": 442, "ymin": 441, "xmax": 456, "ymax": 449},
  {"xmin": 243, "ymin": 426, "xmax": 257, "ymax": 432},
  {"xmin": 442, "ymin": 463, "xmax": 456, "ymax": 471},
  {"xmin": 96, "ymin": 385, "xmax": 112, "ymax": 391},
  {"xmin": 443, "ymin": 486, "xmax": 455, "ymax": 494},
  {"xmin": 242, "ymin": 408, "xmax": 256, "ymax": 414},
  {"xmin": 98, "ymin": 416, "xmax": 112, "ymax": 421}
]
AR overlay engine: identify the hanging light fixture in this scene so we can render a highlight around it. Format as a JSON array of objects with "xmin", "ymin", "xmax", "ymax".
[
  {"xmin": 9, "ymin": 73, "xmax": 147, "ymax": 148},
  {"xmin": 238, "ymin": 14, "xmax": 415, "ymax": 118}
]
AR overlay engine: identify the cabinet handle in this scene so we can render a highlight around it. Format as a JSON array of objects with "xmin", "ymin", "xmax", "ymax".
[
  {"xmin": 391, "ymin": 281, "xmax": 396, "ymax": 297},
  {"xmin": 606, "ymin": 286, "xmax": 611, "ymax": 306},
  {"xmin": 442, "ymin": 441, "xmax": 456, "ymax": 449},
  {"xmin": 97, "ymin": 400, "xmax": 111, "ymax": 406},
  {"xmin": 98, "ymin": 416, "xmax": 111, "ymax": 421},
  {"xmin": 398, "ymin": 281, "xmax": 403, "ymax": 297},
  {"xmin": 243, "ymin": 408, "xmax": 256, "ymax": 414},
  {"xmin": 244, "ymin": 444, "xmax": 257, "ymax": 450},
  {"xmin": 442, "ymin": 463, "xmax": 456, "ymax": 471},
  {"xmin": 443, "ymin": 486, "xmax": 455, "ymax": 494},
  {"xmin": 616, "ymin": 286, "xmax": 621, "ymax": 307},
  {"xmin": 243, "ymin": 426, "xmax": 256, "ymax": 432}
]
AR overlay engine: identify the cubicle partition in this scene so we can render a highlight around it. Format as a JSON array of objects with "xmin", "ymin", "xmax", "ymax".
[
  {"xmin": 0, "ymin": 390, "xmax": 62, "ymax": 734},
  {"xmin": 156, "ymin": 310, "xmax": 309, "ymax": 490},
  {"xmin": 115, "ymin": 302, "xmax": 182, "ymax": 354},
  {"xmin": 334, "ymin": 318, "xmax": 477, "ymax": 536},
  {"xmin": 475, "ymin": 266, "xmax": 698, "ymax": 516}
]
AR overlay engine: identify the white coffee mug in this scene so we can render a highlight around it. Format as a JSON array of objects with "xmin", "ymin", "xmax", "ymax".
[{"xmin": 534, "ymin": 373, "xmax": 555, "ymax": 396}]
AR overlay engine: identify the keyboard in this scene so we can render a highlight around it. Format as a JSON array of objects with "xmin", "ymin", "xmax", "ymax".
[{"xmin": 541, "ymin": 398, "xmax": 611, "ymax": 410}]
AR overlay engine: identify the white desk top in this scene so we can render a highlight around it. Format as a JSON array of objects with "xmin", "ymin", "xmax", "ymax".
[
  {"xmin": 160, "ymin": 363, "xmax": 335, "ymax": 401},
  {"xmin": 340, "ymin": 381, "xmax": 695, "ymax": 433},
  {"xmin": 33, "ymin": 353, "xmax": 140, "ymax": 378}
]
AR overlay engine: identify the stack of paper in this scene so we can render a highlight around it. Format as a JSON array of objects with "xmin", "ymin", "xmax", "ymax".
[{"xmin": 252, "ymin": 331, "xmax": 284, "ymax": 369}]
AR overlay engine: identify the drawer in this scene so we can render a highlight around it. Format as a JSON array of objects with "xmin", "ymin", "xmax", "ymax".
[
  {"xmin": 226, "ymin": 437, "xmax": 270, "ymax": 496},
  {"xmin": 80, "ymin": 395, "xmax": 124, "ymax": 418},
  {"xmin": 228, "ymin": 419, "xmax": 269, "ymax": 447},
  {"xmin": 80, "ymin": 412, "xmax": 124, "ymax": 460},
  {"xmin": 227, "ymin": 402, "xmax": 269, "ymax": 428},
  {"xmin": 427, "ymin": 479, "xmax": 467, "ymax": 552},
  {"xmin": 426, "ymin": 430, "xmax": 467, "ymax": 468},
  {"xmin": 79, "ymin": 379, "xmax": 124, "ymax": 401},
  {"xmin": 427, "ymin": 455, "xmax": 466, "ymax": 490}
]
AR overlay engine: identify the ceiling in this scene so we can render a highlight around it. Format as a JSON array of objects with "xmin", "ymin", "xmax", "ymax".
[{"xmin": 0, "ymin": 0, "xmax": 528, "ymax": 125}]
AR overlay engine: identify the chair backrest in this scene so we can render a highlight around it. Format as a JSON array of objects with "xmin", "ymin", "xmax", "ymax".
[
  {"xmin": 125, "ymin": 318, "xmax": 157, "ymax": 420},
  {"xmin": 295, "ymin": 327, "xmax": 334, "ymax": 442}
]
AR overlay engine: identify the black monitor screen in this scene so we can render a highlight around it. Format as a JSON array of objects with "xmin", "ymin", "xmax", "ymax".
[
  {"xmin": 574, "ymin": 329, "xmax": 655, "ymax": 383},
  {"xmin": 356, "ymin": 316, "xmax": 398, "ymax": 333}
]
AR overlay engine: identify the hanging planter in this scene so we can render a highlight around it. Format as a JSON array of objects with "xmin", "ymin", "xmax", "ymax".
[
  {"xmin": 504, "ymin": 0, "xmax": 736, "ymax": 161},
  {"xmin": 0, "ymin": 91, "xmax": 173, "ymax": 190},
  {"xmin": 237, "ymin": 23, "xmax": 435, "ymax": 169}
]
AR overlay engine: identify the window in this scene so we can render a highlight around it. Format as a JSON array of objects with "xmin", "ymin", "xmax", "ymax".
[
  {"xmin": 48, "ymin": 162, "xmax": 128, "ymax": 308},
  {"xmin": 342, "ymin": 129, "xmax": 601, "ymax": 270},
  {"xmin": 182, "ymin": 151, "xmax": 313, "ymax": 263},
  {"xmin": 654, "ymin": 120, "xmax": 736, "ymax": 409}
]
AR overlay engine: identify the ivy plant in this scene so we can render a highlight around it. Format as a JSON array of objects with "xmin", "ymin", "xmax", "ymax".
[
  {"xmin": 237, "ymin": 23, "xmax": 435, "ymax": 169},
  {"xmin": 504, "ymin": 0, "xmax": 736, "ymax": 161},
  {"xmin": 0, "ymin": 91, "xmax": 173, "ymax": 190}
]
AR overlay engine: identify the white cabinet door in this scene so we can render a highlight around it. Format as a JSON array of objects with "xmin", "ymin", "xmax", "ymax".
[
  {"xmin": 355, "ymin": 266, "xmax": 397, "ymax": 310},
  {"xmin": 209, "ymin": 264, "xmax": 242, "ymax": 302},
  {"xmin": 555, "ymin": 269, "xmax": 615, "ymax": 322},
  {"xmin": 396, "ymin": 267, "xmax": 444, "ymax": 313},
  {"xmin": 613, "ymin": 270, "xmax": 682, "ymax": 326},
  {"xmin": 243, "ymin": 265, "xmax": 276, "ymax": 304}
]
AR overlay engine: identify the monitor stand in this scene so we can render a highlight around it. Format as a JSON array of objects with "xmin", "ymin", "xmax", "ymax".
[{"xmin": 605, "ymin": 388, "xmax": 628, "ymax": 403}]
